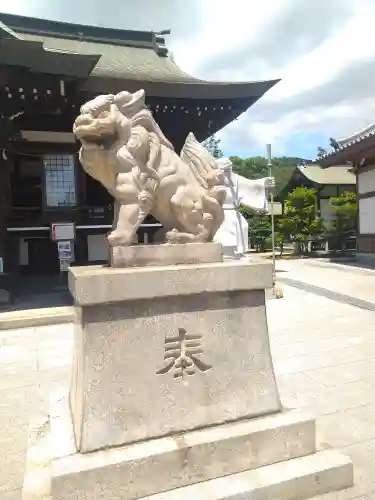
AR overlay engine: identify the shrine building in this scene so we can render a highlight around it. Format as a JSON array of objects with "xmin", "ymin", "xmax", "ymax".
[
  {"xmin": 319, "ymin": 124, "xmax": 375, "ymax": 264},
  {"xmin": 0, "ymin": 13, "xmax": 280, "ymax": 286}
]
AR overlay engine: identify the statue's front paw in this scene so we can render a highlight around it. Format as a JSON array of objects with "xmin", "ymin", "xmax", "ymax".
[
  {"xmin": 166, "ymin": 229, "xmax": 196, "ymax": 244},
  {"xmin": 165, "ymin": 229, "xmax": 180, "ymax": 244},
  {"xmin": 108, "ymin": 230, "xmax": 134, "ymax": 246}
]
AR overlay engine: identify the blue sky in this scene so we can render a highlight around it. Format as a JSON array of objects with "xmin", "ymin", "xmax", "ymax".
[
  {"xmin": 3, "ymin": 0, "xmax": 375, "ymax": 160},
  {"xmin": 225, "ymin": 132, "xmax": 331, "ymax": 161}
]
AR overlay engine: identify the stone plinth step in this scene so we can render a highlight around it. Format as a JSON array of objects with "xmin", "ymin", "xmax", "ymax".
[
  {"xmin": 23, "ymin": 399, "xmax": 353, "ymax": 500},
  {"xmin": 138, "ymin": 450, "xmax": 353, "ymax": 500},
  {"xmin": 0, "ymin": 306, "xmax": 73, "ymax": 330},
  {"xmin": 50, "ymin": 402, "xmax": 317, "ymax": 499}
]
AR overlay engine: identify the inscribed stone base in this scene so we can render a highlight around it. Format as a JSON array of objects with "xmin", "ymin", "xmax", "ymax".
[
  {"xmin": 68, "ymin": 260, "xmax": 281, "ymax": 453},
  {"xmin": 110, "ymin": 241, "xmax": 223, "ymax": 267},
  {"xmin": 22, "ymin": 394, "xmax": 353, "ymax": 500}
]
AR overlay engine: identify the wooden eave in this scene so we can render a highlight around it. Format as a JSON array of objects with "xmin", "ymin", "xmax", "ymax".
[
  {"xmin": 0, "ymin": 38, "xmax": 100, "ymax": 78},
  {"xmin": 79, "ymin": 76, "xmax": 280, "ymax": 100}
]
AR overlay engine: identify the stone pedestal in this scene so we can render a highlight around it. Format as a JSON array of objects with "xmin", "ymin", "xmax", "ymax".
[
  {"xmin": 22, "ymin": 247, "xmax": 353, "ymax": 499},
  {"xmin": 68, "ymin": 258, "xmax": 281, "ymax": 452}
]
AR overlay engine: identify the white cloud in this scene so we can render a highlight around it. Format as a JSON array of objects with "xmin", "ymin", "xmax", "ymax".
[
  {"xmin": 196, "ymin": 0, "xmax": 375, "ymax": 157},
  {"xmin": 270, "ymin": 2, "xmax": 375, "ymax": 100},
  {"xmin": 171, "ymin": 0, "xmax": 291, "ymax": 76}
]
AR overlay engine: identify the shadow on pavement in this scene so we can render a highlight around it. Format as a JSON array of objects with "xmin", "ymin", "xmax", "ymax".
[{"xmin": 0, "ymin": 274, "xmax": 73, "ymax": 312}]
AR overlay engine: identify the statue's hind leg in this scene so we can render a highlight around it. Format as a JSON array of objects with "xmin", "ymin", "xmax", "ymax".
[{"xmin": 166, "ymin": 187, "xmax": 215, "ymax": 243}]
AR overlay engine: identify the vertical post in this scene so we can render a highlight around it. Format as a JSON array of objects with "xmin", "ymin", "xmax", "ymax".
[{"xmin": 266, "ymin": 144, "xmax": 276, "ymax": 287}]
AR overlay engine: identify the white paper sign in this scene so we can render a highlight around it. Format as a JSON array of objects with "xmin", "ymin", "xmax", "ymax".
[
  {"xmin": 51, "ymin": 223, "xmax": 75, "ymax": 241},
  {"xmin": 57, "ymin": 240, "xmax": 72, "ymax": 259}
]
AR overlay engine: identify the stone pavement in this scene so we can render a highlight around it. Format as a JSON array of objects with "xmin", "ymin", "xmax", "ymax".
[
  {"xmin": 268, "ymin": 285, "xmax": 375, "ymax": 500},
  {"xmin": 275, "ymin": 257, "xmax": 375, "ymax": 308},
  {"xmin": 1, "ymin": 267, "xmax": 375, "ymax": 498}
]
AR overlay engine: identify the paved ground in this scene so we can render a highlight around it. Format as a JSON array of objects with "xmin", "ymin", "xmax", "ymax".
[
  {"xmin": 1, "ymin": 259, "xmax": 375, "ymax": 499},
  {"xmin": 276, "ymin": 257, "xmax": 375, "ymax": 307}
]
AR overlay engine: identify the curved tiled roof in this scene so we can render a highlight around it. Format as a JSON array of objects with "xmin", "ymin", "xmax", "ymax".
[
  {"xmin": 17, "ymin": 33, "xmax": 279, "ymax": 100},
  {"xmin": 0, "ymin": 12, "xmax": 280, "ymax": 99},
  {"xmin": 0, "ymin": 20, "xmax": 21, "ymax": 38},
  {"xmin": 20, "ymin": 32, "xmax": 200, "ymax": 84},
  {"xmin": 297, "ymin": 165, "xmax": 356, "ymax": 185},
  {"xmin": 337, "ymin": 122, "xmax": 375, "ymax": 148},
  {"xmin": 319, "ymin": 122, "xmax": 375, "ymax": 164}
]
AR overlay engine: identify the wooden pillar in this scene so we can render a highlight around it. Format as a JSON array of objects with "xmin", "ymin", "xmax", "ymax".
[
  {"xmin": 0, "ymin": 151, "xmax": 12, "ymax": 272},
  {"xmin": 315, "ymin": 183, "xmax": 321, "ymax": 217},
  {"xmin": 75, "ymin": 153, "xmax": 86, "ymax": 207},
  {"xmin": 355, "ymin": 163, "xmax": 360, "ymax": 254},
  {"xmin": 74, "ymin": 230, "xmax": 88, "ymax": 266}
]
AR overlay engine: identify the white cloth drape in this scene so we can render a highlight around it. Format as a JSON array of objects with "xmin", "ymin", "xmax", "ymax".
[{"xmin": 228, "ymin": 173, "xmax": 268, "ymax": 212}]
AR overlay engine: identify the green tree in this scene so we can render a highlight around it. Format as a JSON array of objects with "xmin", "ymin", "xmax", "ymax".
[
  {"xmin": 239, "ymin": 205, "xmax": 271, "ymax": 252},
  {"xmin": 328, "ymin": 191, "xmax": 357, "ymax": 247},
  {"xmin": 202, "ymin": 135, "xmax": 224, "ymax": 159},
  {"xmin": 230, "ymin": 156, "xmax": 269, "ymax": 179},
  {"xmin": 278, "ymin": 186, "xmax": 324, "ymax": 254},
  {"xmin": 316, "ymin": 146, "xmax": 328, "ymax": 159},
  {"xmin": 228, "ymin": 156, "xmax": 303, "ymax": 199}
]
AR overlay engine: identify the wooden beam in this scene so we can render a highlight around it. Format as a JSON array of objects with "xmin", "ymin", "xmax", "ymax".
[
  {"xmin": 358, "ymin": 163, "xmax": 375, "ymax": 173},
  {"xmin": 9, "ymin": 140, "xmax": 78, "ymax": 154},
  {"xmin": 358, "ymin": 191, "xmax": 375, "ymax": 200},
  {"xmin": 20, "ymin": 130, "xmax": 75, "ymax": 143}
]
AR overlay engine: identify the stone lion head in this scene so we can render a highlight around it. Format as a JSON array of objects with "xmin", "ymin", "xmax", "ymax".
[
  {"xmin": 73, "ymin": 95, "xmax": 119, "ymax": 148},
  {"xmin": 73, "ymin": 90, "xmax": 148, "ymax": 150},
  {"xmin": 73, "ymin": 90, "xmax": 151, "ymax": 194}
]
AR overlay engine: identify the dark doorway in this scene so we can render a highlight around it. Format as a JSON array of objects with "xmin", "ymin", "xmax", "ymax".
[{"xmin": 27, "ymin": 238, "xmax": 59, "ymax": 275}]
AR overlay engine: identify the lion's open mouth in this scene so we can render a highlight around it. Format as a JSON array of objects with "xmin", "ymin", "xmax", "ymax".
[
  {"xmin": 74, "ymin": 112, "xmax": 118, "ymax": 148},
  {"xmin": 77, "ymin": 131, "xmax": 118, "ymax": 149}
]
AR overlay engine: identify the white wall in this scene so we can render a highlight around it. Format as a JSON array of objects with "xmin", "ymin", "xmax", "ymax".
[
  {"xmin": 359, "ymin": 197, "xmax": 375, "ymax": 234},
  {"xmin": 87, "ymin": 234, "xmax": 108, "ymax": 262},
  {"xmin": 19, "ymin": 238, "xmax": 29, "ymax": 265},
  {"xmin": 358, "ymin": 168, "xmax": 375, "ymax": 194}
]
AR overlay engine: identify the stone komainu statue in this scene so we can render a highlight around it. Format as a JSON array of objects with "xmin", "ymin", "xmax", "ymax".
[{"xmin": 73, "ymin": 89, "xmax": 227, "ymax": 246}]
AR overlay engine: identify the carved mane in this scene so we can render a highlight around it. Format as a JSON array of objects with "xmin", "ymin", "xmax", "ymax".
[{"xmin": 180, "ymin": 133, "xmax": 224, "ymax": 190}]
